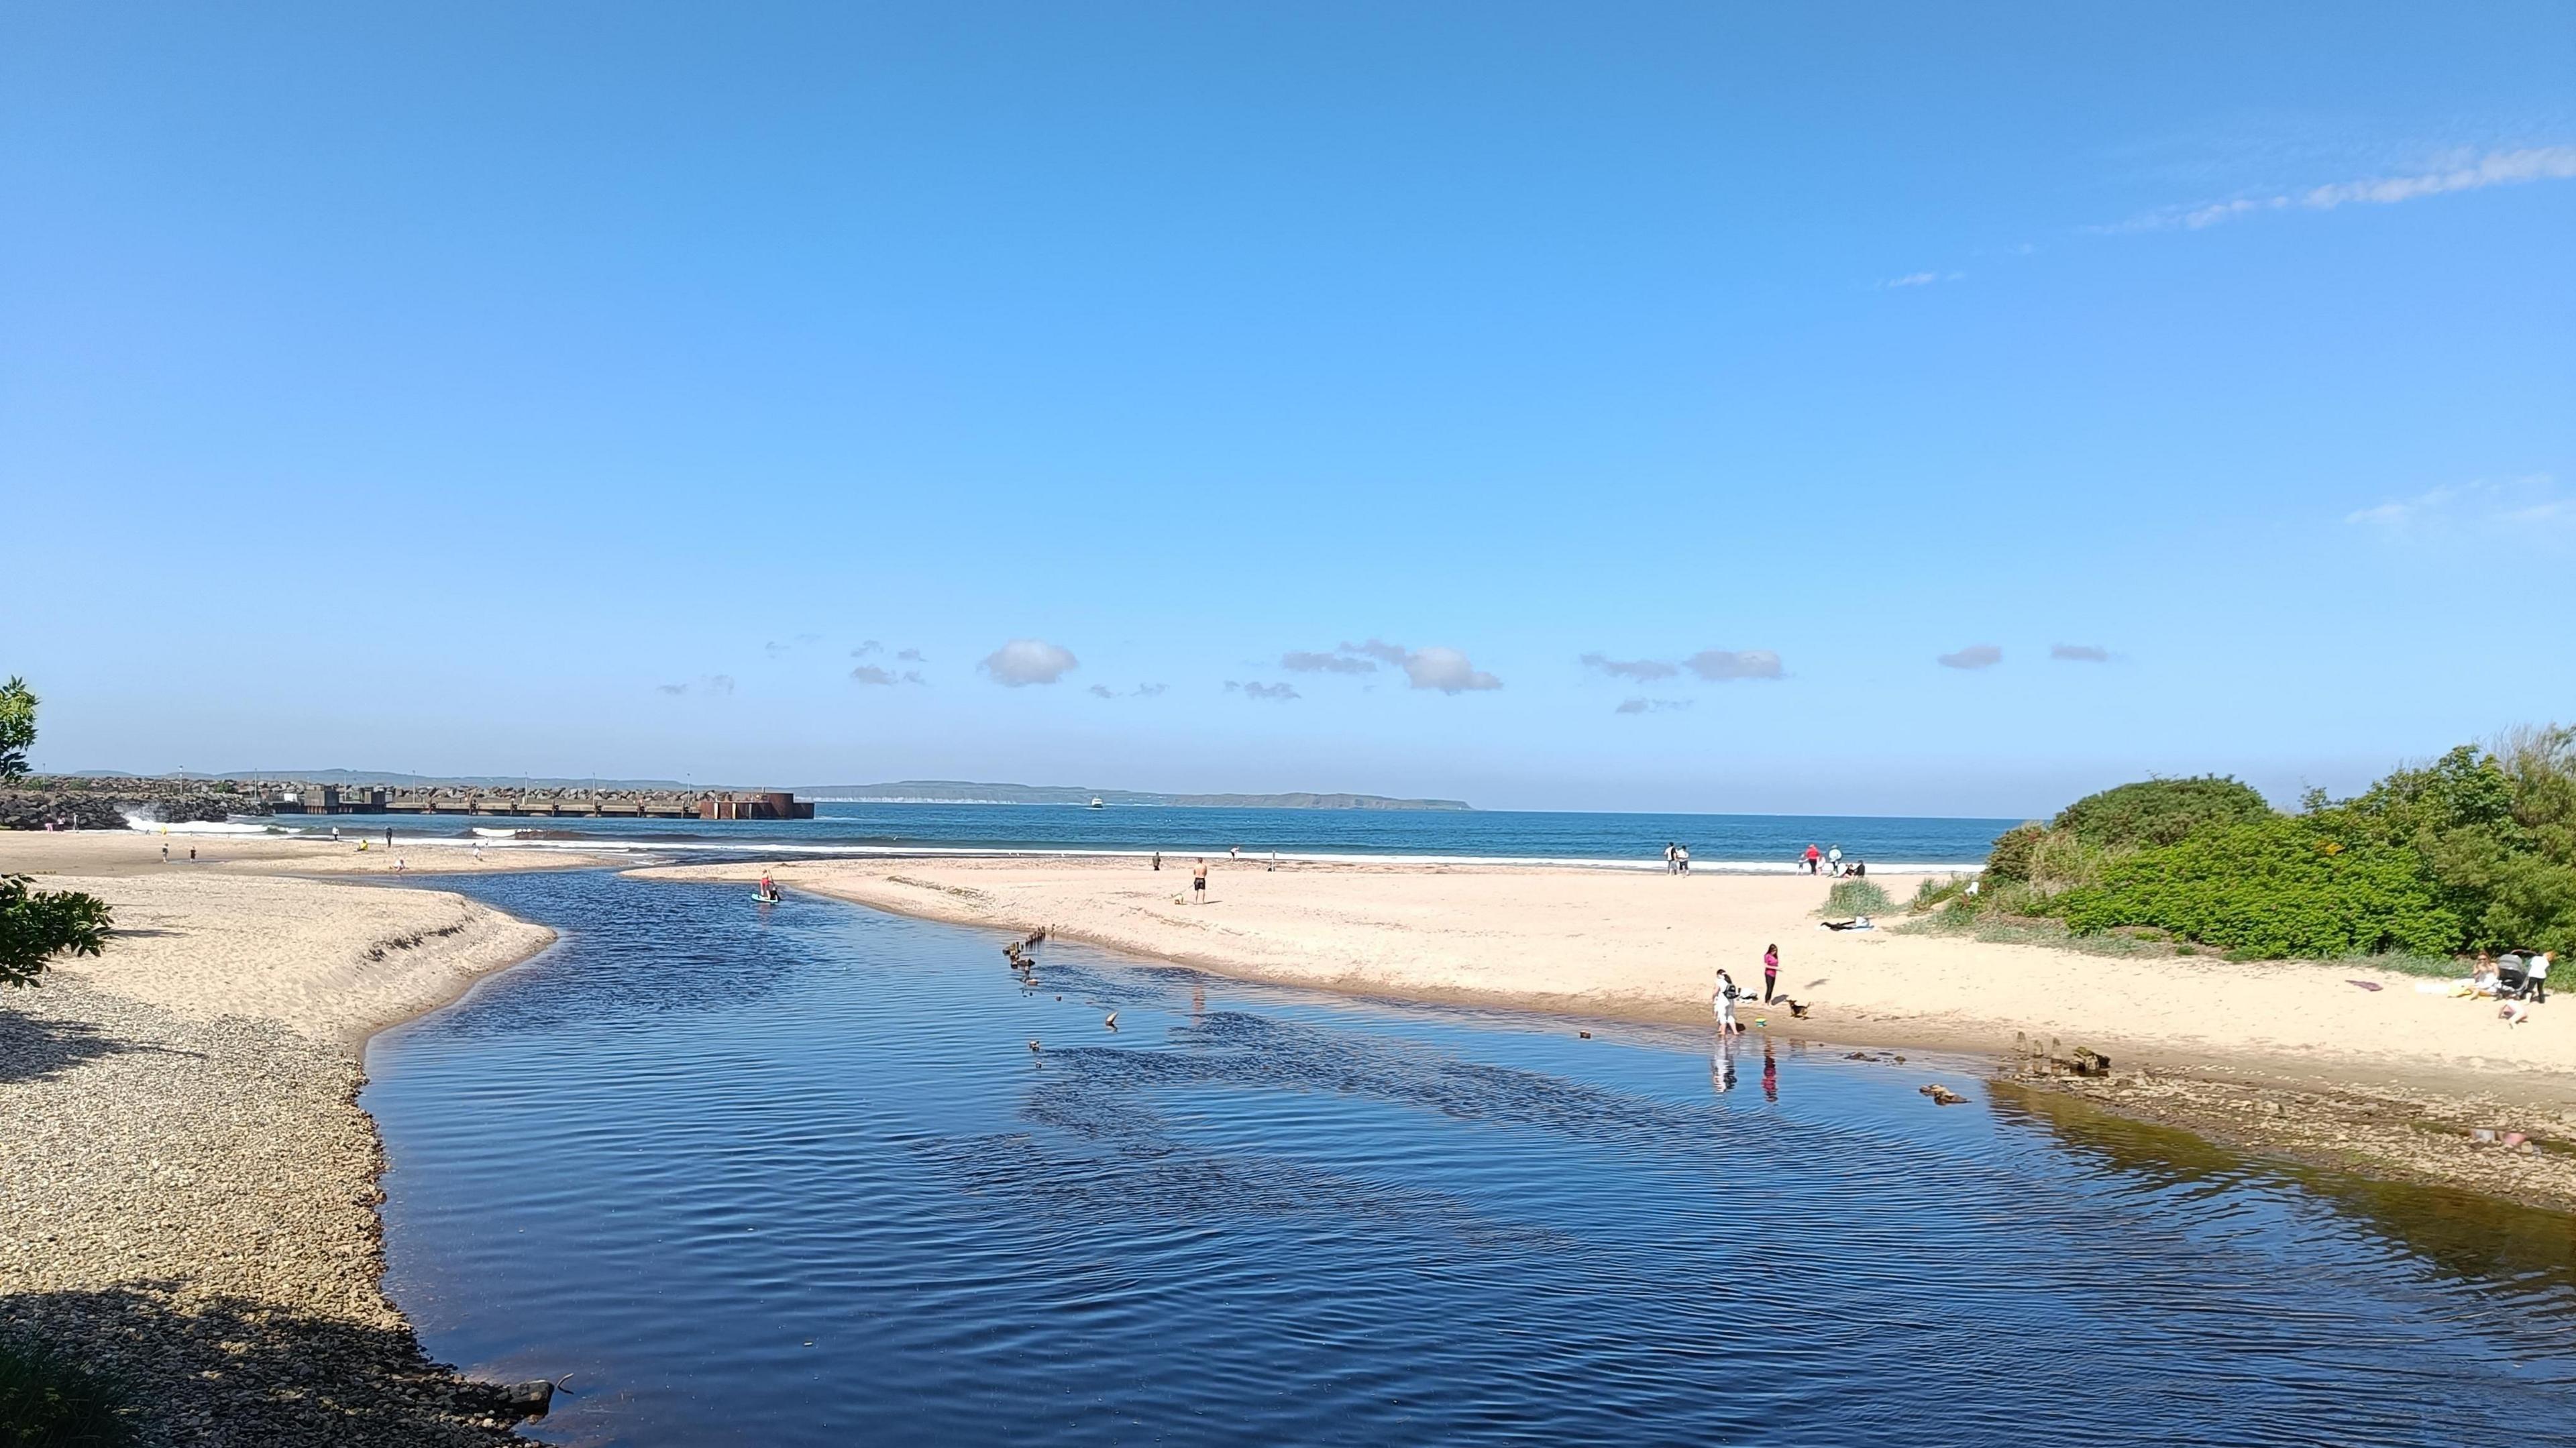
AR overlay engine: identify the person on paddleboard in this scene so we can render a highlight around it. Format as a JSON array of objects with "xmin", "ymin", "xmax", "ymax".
[{"xmin": 759, "ymin": 869, "xmax": 777, "ymax": 901}]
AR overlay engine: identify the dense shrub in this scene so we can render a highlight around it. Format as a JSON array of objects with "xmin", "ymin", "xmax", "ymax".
[
  {"xmin": 1982, "ymin": 823, "xmax": 2045, "ymax": 883},
  {"xmin": 2057, "ymin": 818, "xmax": 2460, "ymax": 959},
  {"xmin": 2050, "ymin": 776, "xmax": 2275, "ymax": 848}
]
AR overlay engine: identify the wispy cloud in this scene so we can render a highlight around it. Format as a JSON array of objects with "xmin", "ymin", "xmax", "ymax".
[
  {"xmin": 2109, "ymin": 145, "xmax": 2576, "ymax": 232},
  {"xmin": 1614, "ymin": 698, "xmax": 1693, "ymax": 715},
  {"xmin": 1283, "ymin": 650, "xmax": 1377, "ymax": 675},
  {"xmin": 897, "ymin": 648, "xmax": 924, "ymax": 663},
  {"xmin": 1580, "ymin": 653, "xmax": 1680, "ymax": 682},
  {"xmin": 660, "ymin": 673, "xmax": 738, "ymax": 695},
  {"xmin": 1289, "ymin": 640, "xmax": 1499, "ymax": 693},
  {"xmin": 979, "ymin": 639, "xmax": 1079, "ymax": 687},
  {"xmin": 1938, "ymin": 645, "xmax": 2002, "ymax": 671},
  {"xmin": 1087, "ymin": 685, "xmax": 1116, "ymax": 700},
  {"xmin": 2346, "ymin": 474, "xmax": 2571, "ymax": 543},
  {"xmin": 1340, "ymin": 639, "xmax": 1413, "ymax": 667},
  {"xmin": 2050, "ymin": 644, "xmax": 2109, "ymax": 663},
  {"xmin": 1090, "ymin": 682, "xmax": 1169, "ymax": 700},
  {"xmin": 1226, "ymin": 681, "xmax": 1300, "ymax": 701},
  {"xmin": 1883, "ymin": 270, "xmax": 1965, "ymax": 288},
  {"xmin": 852, "ymin": 641, "xmax": 883, "ymax": 658},
  {"xmin": 1687, "ymin": 649, "xmax": 1784, "ymax": 681},
  {"xmin": 851, "ymin": 665, "xmax": 925, "ymax": 686}
]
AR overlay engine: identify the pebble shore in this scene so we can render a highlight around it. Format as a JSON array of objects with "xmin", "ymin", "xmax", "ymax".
[
  {"xmin": 1, "ymin": 977, "xmax": 531, "ymax": 1445},
  {"xmin": 0, "ymin": 843, "xmax": 559, "ymax": 1446}
]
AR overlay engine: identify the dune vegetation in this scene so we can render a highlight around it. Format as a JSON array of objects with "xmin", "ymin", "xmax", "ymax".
[{"xmin": 1922, "ymin": 726, "xmax": 2576, "ymax": 962}]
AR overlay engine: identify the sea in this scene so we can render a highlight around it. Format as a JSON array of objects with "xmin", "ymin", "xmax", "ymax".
[
  {"xmin": 185, "ymin": 800, "xmax": 2015, "ymax": 871},
  {"xmin": 364, "ymin": 870, "xmax": 2576, "ymax": 1447}
]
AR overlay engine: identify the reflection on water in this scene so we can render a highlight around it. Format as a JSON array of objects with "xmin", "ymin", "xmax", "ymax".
[
  {"xmin": 1992, "ymin": 1083, "xmax": 2576, "ymax": 1297},
  {"xmin": 368, "ymin": 871, "xmax": 2576, "ymax": 1447}
]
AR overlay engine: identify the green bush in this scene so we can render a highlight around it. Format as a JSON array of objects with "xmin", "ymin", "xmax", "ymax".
[
  {"xmin": 1909, "ymin": 875, "xmax": 1969, "ymax": 911},
  {"xmin": 0, "ymin": 1338, "xmax": 132, "ymax": 1447},
  {"xmin": 2057, "ymin": 818, "xmax": 2460, "ymax": 959},
  {"xmin": 1, "ymin": 876, "xmax": 113, "ymax": 988},
  {"xmin": 1821, "ymin": 879, "xmax": 1892, "ymax": 916},
  {"xmin": 1983, "ymin": 823, "xmax": 2045, "ymax": 883},
  {"xmin": 2051, "ymin": 775, "xmax": 2275, "ymax": 848}
]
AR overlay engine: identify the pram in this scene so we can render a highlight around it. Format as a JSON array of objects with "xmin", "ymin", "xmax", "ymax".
[{"xmin": 2497, "ymin": 950, "xmax": 2542, "ymax": 1001}]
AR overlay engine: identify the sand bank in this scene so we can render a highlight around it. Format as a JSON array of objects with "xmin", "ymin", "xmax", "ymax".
[
  {"xmin": 0, "ymin": 835, "xmax": 568, "ymax": 1443},
  {"xmin": 639, "ymin": 855, "xmax": 2576, "ymax": 1209}
]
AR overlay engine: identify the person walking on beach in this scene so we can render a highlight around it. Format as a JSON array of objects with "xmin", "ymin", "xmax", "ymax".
[
  {"xmin": 386, "ymin": 826, "xmax": 395, "ymax": 848},
  {"xmin": 1675, "ymin": 844, "xmax": 1690, "ymax": 875},
  {"xmin": 160, "ymin": 841, "xmax": 168, "ymax": 864},
  {"xmin": 1714, "ymin": 968, "xmax": 1743, "ymax": 1036},
  {"xmin": 1192, "ymin": 859, "xmax": 1208, "ymax": 904},
  {"xmin": 1664, "ymin": 842, "xmax": 1677, "ymax": 874},
  {"xmin": 1151, "ymin": 851, "xmax": 1162, "ymax": 872},
  {"xmin": 1803, "ymin": 844, "xmax": 1821, "ymax": 875},
  {"xmin": 1827, "ymin": 844, "xmax": 1843, "ymax": 877},
  {"xmin": 1762, "ymin": 943, "xmax": 1780, "ymax": 1003},
  {"xmin": 2533, "ymin": 950, "xmax": 2553, "ymax": 1004}
]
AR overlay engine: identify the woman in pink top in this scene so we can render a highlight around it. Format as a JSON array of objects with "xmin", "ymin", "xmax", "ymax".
[{"xmin": 1762, "ymin": 944, "xmax": 1780, "ymax": 1003}]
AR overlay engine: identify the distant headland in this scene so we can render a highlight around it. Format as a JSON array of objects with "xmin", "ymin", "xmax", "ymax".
[{"xmin": 50, "ymin": 771, "xmax": 1473, "ymax": 813}]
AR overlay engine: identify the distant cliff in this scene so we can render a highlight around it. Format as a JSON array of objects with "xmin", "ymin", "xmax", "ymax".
[{"xmin": 798, "ymin": 781, "xmax": 1472, "ymax": 811}]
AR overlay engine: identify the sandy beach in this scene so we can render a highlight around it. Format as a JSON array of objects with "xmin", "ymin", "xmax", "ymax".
[
  {"xmin": 640, "ymin": 854, "xmax": 2576, "ymax": 1207},
  {"xmin": 0, "ymin": 832, "xmax": 566, "ymax": 1444}
]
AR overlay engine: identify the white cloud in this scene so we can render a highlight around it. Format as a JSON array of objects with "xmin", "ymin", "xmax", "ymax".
[
  {"xmin": 851, "ymin": 665, "xmax": 924, "ymax": 687},
  {"xmin": 979, "ymin": 639, "xmax": 1079, "ymax": 687},
  {"xmin": 1088, "ymin": 684, "xmax": 1116, "ymax": 699},
  {"xmin": 1226, "ymin": 681, "xmax": 1300, "ymax": 701},
  {"xmin": 1938, "ymin": 645, "xmax": 2002, "ymax": 671},
  {"xmin": 1883, "ymin": 271, "xmax": 1965, "ymax": 288},
  {"xmin": 655, "ymin": 682, "xmax": 688, "ymax": 695},
  {"xmin": 1091, "ymin": 682, "xmax": 1168, "ymax": 700},
  {"xmin": 1401, "ymin": 647, "xmax": 1501, "ymax": 693},
  {"xmin": 1283, "ymin": 650, "xmax": 1377, "ymax": 674},
  {"xmin": 1580, "ymin": 653, "xmax": 1680, "ymax": 682},
  {"xmin": 2050, "ymin": 644, "xmax": 2110, "ymax": 663},
  {"xmin": 1686, "ymin": 649, "xmax": 1784, "ymax": 681},
  {"xmin": 2346, "ymin": 475, "xmax": 2569, "ymax": 543},
  {"xmin": 1293, "ymin": 639, "xmax": 1499, "ymax": 693},
  {"xmin": 897, "ymin": 648, "xmax": 925, "ymax": 663},
  {"xmin": 2114, "ymin": 145, "xmax": 2576, "ymax": 232},
  {"xmin": 1134, "ymin": 683, "xmax": 1167, "ymax": 698},
  {"xmin": 852, "ymin": 641, "xmax": 883, "ymax": 658},
  {"xmin": 1614, "ymin": 698, "xmax": 1693, "ymax": 715}
]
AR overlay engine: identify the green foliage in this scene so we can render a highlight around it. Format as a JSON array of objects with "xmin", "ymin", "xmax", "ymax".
[
  {"xmin": 1983, "ymin": 823, "xmax": 2045, "ymax": 883},
  {"xmin": 0, "ymin": 678, "xmax": 34, "ymax": 781},
  {"xmin": 1820, "ymin": 879, "xmax": 1891, "ymax": 916},
  {"xmin": 1909, "ymin": 875, "xmax": 1970, "ymax": 911},
  {"xmin": 2050, "ymin": 775, "xmax": 2275, "ymax": 848},
  {"xmin": 1, "ymin": 876, "xmax": 113, "ymax": 989},
  {"xmin": 0, "ymin": 1337, "xmax": 133, "ymax": 1447},
  {"xmin": 2057, "ymin": 818, "xmax": 2461, "ymax": 959}
]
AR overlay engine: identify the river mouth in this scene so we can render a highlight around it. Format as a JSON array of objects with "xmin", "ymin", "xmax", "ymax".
[{"xmin": 365, "ymin": 870, "xmax": 2576, "ymax": 1446}]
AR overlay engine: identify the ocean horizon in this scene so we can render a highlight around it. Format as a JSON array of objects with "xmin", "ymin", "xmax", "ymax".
[{"xmin": 157, "ymin": 799, "xmax": 2017, "ymax": 871}]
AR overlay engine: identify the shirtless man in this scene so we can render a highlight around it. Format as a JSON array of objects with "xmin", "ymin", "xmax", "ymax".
[{"xmin": 1192, "ymin": 859, "xmax": 1209, "ymax": 904}]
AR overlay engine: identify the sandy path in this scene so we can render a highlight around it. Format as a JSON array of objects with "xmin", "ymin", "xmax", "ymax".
[{"xmin": 637, "ymin": 856, "xmax": 2573, "ymax": 1103}]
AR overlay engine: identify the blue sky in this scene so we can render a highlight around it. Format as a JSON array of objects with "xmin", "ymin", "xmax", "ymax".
[{"xmin": 4, "ymin": 2, "xmax": 2570, "ymax": 815}]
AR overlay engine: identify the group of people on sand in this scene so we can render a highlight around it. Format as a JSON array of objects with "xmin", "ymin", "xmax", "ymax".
[
  {"xmin": 1662, "ymin": 842, "xmax": 1692, "ymax": 874},
  {"xmin": 1799, "ymin": 843, "xmax": 1864, "ymax": 877},
  {"xmin": 1712, "ymin": 943, "xmax": 1784, "ymax": 1036}
]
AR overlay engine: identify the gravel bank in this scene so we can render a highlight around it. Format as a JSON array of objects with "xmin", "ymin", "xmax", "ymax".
[{"xmin": 0, "ymin": 860, "xmax": 559, "ymax": 1445}]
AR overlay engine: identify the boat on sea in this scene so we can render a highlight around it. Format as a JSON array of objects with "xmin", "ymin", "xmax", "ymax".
[{"xmin": 1088, "ymin": 797, "xmax": 1104, "ymax": 809}]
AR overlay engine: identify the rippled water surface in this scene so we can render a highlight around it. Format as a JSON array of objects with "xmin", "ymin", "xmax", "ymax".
[{"xmin": 367, "ymin": 871, "xmax": 2576, "ymax": 1446}]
